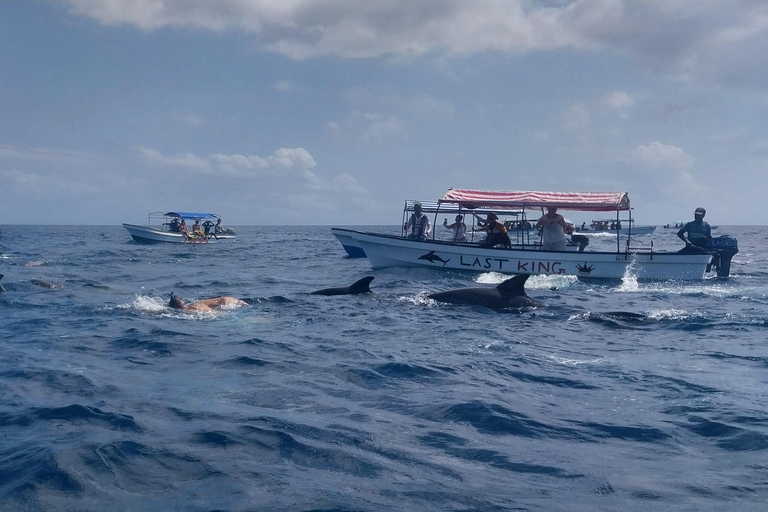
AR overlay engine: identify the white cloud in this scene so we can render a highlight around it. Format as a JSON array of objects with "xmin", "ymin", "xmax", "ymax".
[
  {"xmin": 176, "ymin": 110, "xmax": 205, "ymax": 127},
  {"xmin": 628, "ymin": 141, "xmax": 694, "ymax": 172},
  {"xmin": 137, "ymin": 146, "xmax": 211, "ymax": 171},
  {"xmin": 602, "ymin": 91, "xmax": 635, "ymax": 118},
  {"xmin": 625, "ymin": 141, "xmax": 706, "ymax": 196},
  {"xmin": 274, "ymin": 80, "xmax": 295, "ymax": 92},
  {"xmin": 62, "ymin": 0, "xmax": 768, "ymax": 89},
  {"xmin": 138, "ymin": 146, "xmax": 316, "ymax": 176},
  {"xmin": 326, "ymin": 110, "xmax": 405, "ymax": 143},
  {"xmin": 562, "ymin": 103, "xmax": 590, "ymax": 137}
]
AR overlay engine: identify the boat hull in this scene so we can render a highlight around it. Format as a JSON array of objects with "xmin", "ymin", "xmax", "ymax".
[
  {"xmin": 122, "ymin": 224, "xmax": 220, "ymax": 243},
  {"xmin": 340, "ymin": 229, "xmax": 712, "ymax": 280},
  {"xmin": 332, "ymin": 228, "xmax": 367, "ymax": 257}
]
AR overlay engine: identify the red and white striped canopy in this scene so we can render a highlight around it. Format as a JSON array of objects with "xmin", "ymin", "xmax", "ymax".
[{"xmin": 439, "ymin": 189, "xmax": 630, "ymax": 212}]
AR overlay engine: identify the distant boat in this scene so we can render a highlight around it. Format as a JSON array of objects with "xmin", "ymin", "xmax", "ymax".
[
  {"xmin": 574, "ymin": 219, "xmax": 656, "ymax": 236},
  {"xmin": 664, "ymin": 221, "xmax": 718, "ymax": 230},
  {"xmin": 123, "ymin": 212, "xmax": 236, "ymax": 244}
]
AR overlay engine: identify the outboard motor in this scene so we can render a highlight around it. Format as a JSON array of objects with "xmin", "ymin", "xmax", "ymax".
[
  {"xmin": 570, "ymin": 234, "xmax": 589, "ymax": 252},
  {"xmin": 708, "ymin": 236, "xmax": 738, "ymax": 277}
]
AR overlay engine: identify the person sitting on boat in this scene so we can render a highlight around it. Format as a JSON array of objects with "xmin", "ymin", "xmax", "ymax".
[
  {"xmin": 179, "ymin": 219, "xmax": 192, "ymax": 240},
  {"xmin": 202, "ymin": 219, "xmax": 215, "ymax": 235},
  {"xmin": 677, "ymin": 207, "xmax": 712, "ymax": 251},
  {"xmin": 405, "ymin": 202, "xmax": 431, "ymax": 241},
  {"xmin": 192, "ymin": 220, "xmax": 204, "ymax": 237},
  {"xmin": 473, "ymin": 213, "xmax": 511, "ymax": 248},
  {"xmin": 536, "ymin": 206, "xmax": 568, "ymax": 251},
  {"xmin": 168, "ymin": 293, "xmax": 247, "ymax": 312},
  {"xmin": 167, "ymin": 218, "xmax": 181, "ymax": 232},
  {"xmin": 443, "ymin": 214, "xmax": 467, "ymax": 242},
  {"xmin": 215, "ymin": 218, "xmax": 225, "ymax": 234}
]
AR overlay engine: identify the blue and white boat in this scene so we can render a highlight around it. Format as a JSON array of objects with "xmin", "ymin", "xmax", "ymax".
[{"xmin": 123, "ymin": 212, "xmax": 236, "ymax": 244}]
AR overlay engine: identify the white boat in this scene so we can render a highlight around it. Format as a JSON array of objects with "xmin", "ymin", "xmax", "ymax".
[
  {"xmin": 123, "ymin": 212, "xmax": 236, "ymax": 244},
  {"xmin": 333, "ymin": 190, "xmax": 738, "ymax": 280},
  {"xmin": 333, "ymin": 200, "xmax": 577, "ymax": 258},
  {"xmin": 664, "ymin": 221, "xmax": 719, "ymax": 230},
  {"xmin": 574, "ymin": 218, "xmax": 656, "ymax": 236}
]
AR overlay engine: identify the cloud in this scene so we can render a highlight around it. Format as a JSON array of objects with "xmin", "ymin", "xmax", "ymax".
[
  {"xmin": 274, "ymin": 80, "xmax": 295, "ymax": 92},
  {"xmin": 176, "ymin": 110, "xmax": 205, "ymax": 127},
  {"xmin": 62, "ymin": 1, "xmax": 768, "ymax": 90},
  {"xmin": 628, "ymin": 141, "xmax": 694, "ymax": 171},
  {"xmin": 137, "ymin": 146, "xmax": 317, "ymax": 179},
  {"xmin": 561, "ymin": 103, "xmax": 590, "ymax": 138},
  {"xmin": 625, "ymin": 141, "xmax": 706, "ymax": 196},
  {"xmin": 326, "ymin": 110, "xmax": 405, "ymax": 143},
  {"xmin": 602, "ymin": 91, "xmax": 635, "ymax": 118}
]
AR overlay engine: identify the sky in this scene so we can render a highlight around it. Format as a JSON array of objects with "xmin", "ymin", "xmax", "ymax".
[{"xmin": 2, "ymin": 0, "xmax": 768, "ymax": 226}]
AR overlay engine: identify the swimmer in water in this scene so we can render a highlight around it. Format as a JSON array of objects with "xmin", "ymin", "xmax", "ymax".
[{"xmin": 168, "ymin": 294, "xmax": 247, "ymax": 312}]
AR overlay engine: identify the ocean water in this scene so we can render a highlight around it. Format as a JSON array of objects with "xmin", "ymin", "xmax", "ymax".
[{"xmin": 1, "ymin": 224, "xmax": 767, "ymax": 511}]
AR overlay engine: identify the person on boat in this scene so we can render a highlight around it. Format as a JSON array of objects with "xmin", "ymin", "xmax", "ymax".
[
  {"xmin": 167, "ymin": 218, "xmax": 181, "ymax": 232},
  {"xmin": 179, "ymin": 219, "xmax": 192, "ymax": 240},
  {"xmin": 443, "ymin": 214, "xmax": 467, "ymax": 242},
  {"xmin": 202, "ymin": 219, "xmax": 215, "ymax": 235},
  {"xmin": 215, "ymin": 218, "xmax": 225, "ymax": 234},
  {"xmin": 473, "ymin": 212, "xmax": 511, "ymax": 248},
  {"xmin": 168, "ymin": 293, "xmax": 247, "ymax": 312},
  {"xmin": 677, "ymin": 207, "xmax": 712, "ymax": 250},
  {"xmin": 192, "ymin": 220, "xmax": 204, "ymax": 237},
  {"xmin": 536, "ymin": 206, "xmax": 568, "ymax": 251},
  {"xmin": 404, "ymin": 202, "xmax": 431, "ymax": 241}
]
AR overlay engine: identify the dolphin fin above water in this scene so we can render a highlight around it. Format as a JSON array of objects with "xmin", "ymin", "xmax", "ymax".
[
  {"xmin": 428, "ymin": 274, "xmax": 544, "ymax": 309},
  {"xmin": 311, "ymin": 276, "xmax": 375, "ymax": 296}
]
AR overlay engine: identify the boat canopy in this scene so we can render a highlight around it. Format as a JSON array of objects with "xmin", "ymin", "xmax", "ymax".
[
  {"xmin": 405, "ymin": 200, "xmax": 525, "ymax": 216},
  {"xmin": 439, "ymin": 189, "xmax": 630, "ymax": 212},
  {"xmin": 163, "ymin": 212, "xmax": 220, "ymax": 220}
]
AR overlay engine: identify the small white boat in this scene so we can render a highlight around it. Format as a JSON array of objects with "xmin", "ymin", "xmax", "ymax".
[
  {"xmin": 123, "ymin": 212, "xmax": 236, "ymax": 244},
  {"xmin": 574, "ymin": 218, "xmax": 656, "ymax": 236},
  {"xmin": 664, "ymin": 221, "xmax": 718, "ymax": 231},
  {"xmin": 333, "ymin": 189, "xmax": 738, "ymax": 280}
]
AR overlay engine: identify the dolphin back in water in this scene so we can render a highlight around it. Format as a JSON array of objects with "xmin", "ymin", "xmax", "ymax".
[
  {"xmin": 311, "ymin": 276, "xmax": 375, "ymax": 296},
  {"xmin": 428, "ymin": 274, "xmax": 544, "ymax": 309}
]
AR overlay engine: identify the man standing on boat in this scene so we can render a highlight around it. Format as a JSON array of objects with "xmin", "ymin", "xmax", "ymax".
[
  {"xmin": 405, "ymin": 202, "xmax": 431, "ymax": 241},
  {"xmin": 536, "ymin": 206, "xmax": 568, "ymax": 251},
  {"xmin": 678, "ymin": 207, "xmax": 711, "ymax": 250}
]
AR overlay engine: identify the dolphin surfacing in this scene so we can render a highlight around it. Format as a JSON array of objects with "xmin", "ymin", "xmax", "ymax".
[
  {"xmin": 311, "ymin": 276, "xmax": 374, "ymax": 296},
  {"xmin": 30, "ymin": 279, "xmax": 62, "ymax": 289},
  {"xmin": 428, "ymin": 274, "xmax": 543, "ymax": 309}
]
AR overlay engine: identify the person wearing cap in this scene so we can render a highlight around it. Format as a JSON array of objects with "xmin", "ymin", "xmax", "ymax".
[
  {"xmin": 678, "ymin": 207, "xmax": 712, "ymax": 249},
  {"xmin": 443, "ymin": 214, "xmax": 467, "ymax": 242},
  {"xmin": 536, "ymin": 206, "xmax": 568, "ymax": 251},
  {"xmin": 404, "ymin": 202, "xmax": 432, "ymax": 241}
]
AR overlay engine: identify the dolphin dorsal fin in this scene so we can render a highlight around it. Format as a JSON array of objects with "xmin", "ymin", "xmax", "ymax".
[
  {"xmin": 497, "ymin": 274, "xmax": 530, "ymax": 295},
  {"xmin": 350, "ymin": 276, "xmax": 374, "ymax": 294}
]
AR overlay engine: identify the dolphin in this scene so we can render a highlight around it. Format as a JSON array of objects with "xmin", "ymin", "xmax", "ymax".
[
  {"xmin": 311, "ymin": 276, "xmax": 374, "ymax": 296},
  {"xmin": 428, "ymin": 274, "xmax": 544, "ymax": 309},
  {"xmin": 30, "ymin": 278, "xmax": 62, "ymax": 289},
  {"xmin": 0, "ymin": 274, "xmax": 5, "ymax": 293},
  {"xmin": 418, "ymin": 251, "xmax": 450, "ymax": 267}
]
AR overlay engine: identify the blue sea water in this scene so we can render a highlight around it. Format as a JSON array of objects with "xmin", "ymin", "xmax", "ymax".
[{"xmin": 1, "ymin": 224, "xmax": 768, "ymax": 511}]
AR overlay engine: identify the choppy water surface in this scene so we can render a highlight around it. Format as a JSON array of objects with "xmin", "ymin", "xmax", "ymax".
[{"xmin": 1, "ymin": 225, "xmax": 768, "ymax": 511}]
